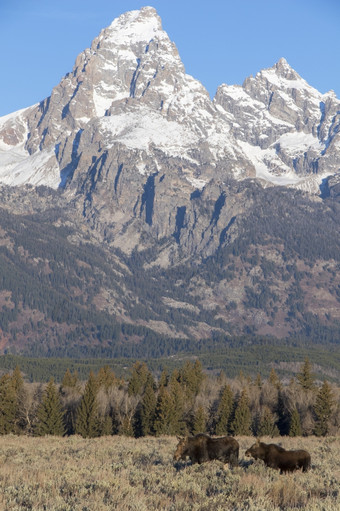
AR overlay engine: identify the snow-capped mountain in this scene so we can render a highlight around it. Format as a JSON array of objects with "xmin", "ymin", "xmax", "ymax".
[
  {"xmin": 1, "ymin": 6, "xmax": 339, "ymax": 197},
  {"xmin": 1, "ymin": 7, "xmax": 340, "ymax": 356},
  {"xmin": 0, "ymin": 7, "xmax": 251, "ymax": 192},
  {"xmin": 215, "ymin": 58, "xmax": 340, "ymax": 192}
]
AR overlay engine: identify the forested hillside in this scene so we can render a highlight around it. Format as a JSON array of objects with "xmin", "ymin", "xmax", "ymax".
[{"xmin": 0, "ymin": 182, "xmax": 339, "ymax": 364}]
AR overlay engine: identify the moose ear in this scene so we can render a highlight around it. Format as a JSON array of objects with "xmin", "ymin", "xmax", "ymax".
[
  {"xmin": 177, "ymin": 436, "xmax": 183, "ymax": 441},
  {"xmin": 256, "ymin": 437, "xmax": 261, "ymax": 445}
]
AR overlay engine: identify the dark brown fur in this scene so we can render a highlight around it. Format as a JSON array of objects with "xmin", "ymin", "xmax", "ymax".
[
  {"xmin": 245, "ymin": 440, "xmax": 311, "ymax": 474},
  {"xmin": 174, "ymin": 433, "xmax": 239, "ymax": 468}
]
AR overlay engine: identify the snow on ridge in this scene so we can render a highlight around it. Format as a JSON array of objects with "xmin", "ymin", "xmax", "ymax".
[
  {"xmin": 277, "ymin": 132, "xmax": 324, "ymax": 154},
  {"xmin": 0, "ymin": 104, "xmax": 37, "ymax": 126},
  {"xmin": 99, "ymin": 109, "xmax": 198, "ymax": 155},
  {"xmin": 93, "ymin": 89, "xmax": 115, "ymax": 117},
  {"xmin": 259, "ymin": 66, "xmax": 322, "ymax": 98},
  {"xmin": 238, "ymin": 138, "xmax": 329, "ymax": 192},
  {"xmin": 0, "ymin": 147, "xmax": 60, "ymax": 189},
  {"xmin": 104, "ymin": 6, "xmax": 166, "ymax": 47},
  {"xmin": 239, "ymin": 140, "xmax": 302, "ymax": 186},
  {"xmin": 184, "ymin": 174, "xmax": 207, "ymax": 190}
]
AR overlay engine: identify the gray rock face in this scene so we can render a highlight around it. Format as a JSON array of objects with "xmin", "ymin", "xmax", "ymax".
[
  {"xmin": 0, "ymin": 7, "xmax": 340, "ymax": 256},
  {"xmin": 214, "ymin": 58, "xmax": 340, "ymax": 191}
]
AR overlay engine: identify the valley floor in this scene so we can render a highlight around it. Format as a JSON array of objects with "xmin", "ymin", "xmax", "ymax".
[{"xmin": 0, "ymin": 435, "xmax": 338, "ymax": 510}]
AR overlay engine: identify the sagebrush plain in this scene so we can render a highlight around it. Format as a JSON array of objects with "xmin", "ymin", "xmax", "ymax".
[{"xmin": 0, "ymin": 434, "xmax": 339, "ymax": 510}]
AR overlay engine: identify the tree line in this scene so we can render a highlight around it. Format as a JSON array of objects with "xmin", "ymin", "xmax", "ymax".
[{"xmin": 0, "ymin": 358, "xmax": 338, "ymax": 439}]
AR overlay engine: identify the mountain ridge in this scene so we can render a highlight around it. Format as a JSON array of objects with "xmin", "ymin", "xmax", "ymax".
[
  {"xmin": 0, "ymin": 7, "xmax": 339, "ymax": 360},
  {"xmin": 1, "ymin": 7, "xmax": 339, "ymax": 196}
]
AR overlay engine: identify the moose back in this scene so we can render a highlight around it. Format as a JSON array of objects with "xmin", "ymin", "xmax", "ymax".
[
  {"xmin": 245, "ymin": 440, "xmax": 311, "ymax": 474},
  {"xmin": 174, "ymin": 434, "xmax": 239, "ymax": 468}
]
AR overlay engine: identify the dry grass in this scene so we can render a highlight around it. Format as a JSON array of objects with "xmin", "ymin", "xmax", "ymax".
[{"xmin": 0, "ymin": 435, "xmax": 339, "ymax": 510}]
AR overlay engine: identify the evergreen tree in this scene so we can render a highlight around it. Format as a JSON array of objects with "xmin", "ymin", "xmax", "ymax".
[
  {"xmin": 139, "ymin": 382, "xmax": 157, "ymax": 436},
  {"xmin": 159, "ymin": 369, "xmax": 169, "ymax": 389},
  {"xmin": 215, "ymin": 384, "xmax": 233, "ymax": 435},
  {"xmin": 153, "ymin": 387, "xmax": 176, "ymax": 436},
  {"xmin": 60, "ymin": 369, "xmax": 81, "ymax": 436},
  {"xmin": 179, "ymin": 360, "xmax": 204, "ymax": 397},
  {"xmin": 75, "ymin": 371, "xmax": 99, "ymax": 438},
  {"xmin": 35, "ymin": 379, "xmax": 65, "ymax": 436},
  {"xmin": 217, "ymin": 370, "xmax": 227, "ymax": 385},
  {"xmin": 119, "ymin": 416, "xmax": 134, "ymax": 436},
  {"xmin": 256, "ymin": 407, "xmax": 280, "ymax": 437},
  {"xmin": 10, "ymin": 366, "xmax": 26, "ymax": 433},
  {"xmin": 276, "ymin": 390, "xmax": 290, "ymax": 435},
  {"xmin": 100, "ymin": 415, "xmax": 113, "ymax": 436},
  {"xmin": 297, "ymin": 357, "xmax": 315, "ymax": 391},
  {"xmin": 289, "ymin": 407, "xmax": 302, "ymax": 437},
  {"xmin": 128, "ymin": 362, "xmax": 154, "ymax": 396},
  {"xmin": 11, "ymin": 366, "xmax": 24, "ymax": 394},
  {"xmin": 97, "ymin": 366, "xmax": 118, "ymax": 391},
  {"xmin": 169, "ymin": 379, "xmax": 186, "ymax": 435},
  {"xmin": 192, "ymin": 405, "xmax": 207, "ymax": 435},
  {"xmin": 254, "ymin": 373, "xmax": 262, "ymax": 389},
  {"xmin": 268, "ymin": 368, "xmax": 281, "ymax": 389},
  {"xmin": 230, "ymin": 389, "xmax": 252, "ymax": 436},
  {"xmin": 314, "ymin": 381, "xmax": 334, "ymax": 436},
  {"xmin": 0, "ymin": 374, "xmax": 17, "ymax": 434},
  {"xmin": 61, "ymin": 369, "xmax": 79, "ymax": 390}
]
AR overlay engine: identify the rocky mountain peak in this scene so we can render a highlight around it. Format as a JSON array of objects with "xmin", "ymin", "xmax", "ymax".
[
  {"xmin": 274, "ymin": 57, "xmax": 301, "ymax": 80},
  {"xmin": 0, "ymin": 7, "xmax": 339, "ymax": 200},
  {"xmin": 25, "ymin": 6, "xmax": 183, "ymax": 147},
  {"xmin": 105, "ymin": 6, "xmax": 163, "ymax": 42}
]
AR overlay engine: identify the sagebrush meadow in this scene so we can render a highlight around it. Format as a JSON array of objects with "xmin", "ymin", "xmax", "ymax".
[{"xmin": 0, "ymin": 435, "xmax": 339, "ymax": 510}]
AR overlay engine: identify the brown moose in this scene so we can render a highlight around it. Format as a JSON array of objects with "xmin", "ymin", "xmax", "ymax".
[
  {"xmin": 245, "ymin": 439, "xmax": 311, "ymax": 474},
  {"xmin": 174, "ymin": 433, "xmax": 239, "ymax": 468}
]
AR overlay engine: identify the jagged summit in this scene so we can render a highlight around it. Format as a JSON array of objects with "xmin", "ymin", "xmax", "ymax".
[
  {"xmin": 274, "ymin": 57, "xmax": 300, "ymax": 78},
  {"xmin": 0, "ymin": 6, "xmax": 339, "ymax": 198},
  {"xmin": 106, "ymin": 6, "xmax": 163, "ymax": 42}
]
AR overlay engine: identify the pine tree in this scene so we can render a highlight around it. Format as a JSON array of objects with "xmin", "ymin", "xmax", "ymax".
[
  {"xmin": 119, "ymin": 416, "xmax": 134, "ymax": 436},
  {"xmin": 75, "ymin": 371, "xmax": 99, "ymax": 438},
  {"xmin": 139, "ymin": 382, "xmax": 157, "ymax": 436},
  {"xmin": 254, "ymin": 373, "xmax": 262, "ymax": 389},
  {"xmin": 100, "ymin": 415, "xmax": 113, "ymax": 436},
  {"xmin": 217, "ymin": 370, "xmax": 227, "ymax": 385},
  {"xmin": 276, "ymin": 390, "xmax": 290, "ymax": 435},
  {"xmin": 297, "ymin": 357, "xmax": 315, "ymax": 391},
  {"xmin": 60, "ymin": 369, "xmax": 81, "ymax": 436},
  {"xmin": 153, "ymin": 387, "xmax": 176, "ymax": 436},
  {"xmin": 289, "ymin": 407, "xmax": 302, "ymax": 437},
  {"xmin": 128, "ymin": 362, "xmax": 154, "ymax": 396},
  {"xmin": 268, "ymin": 368, "xmax": 281, "ymax": 389},
  {"xmin": 159, "ymin": 369, "xmax": 169, "ymax": 389},
  {"xmin": 256, "ymin": 406, "xmax": 280, "ymax": 437},
  {"xmin": 314, "ymin": 381, "xmax": 334, "ymax": 436},
  {"xmin": 169, "ymin": 379, "xmax": 186, "ymax": 435},
  {"xmin": 215, "ymin": 384, "xmax": 233, "ymax": 435},
  {"xmin": 179, "ymin": 360, "xmax": 204, "ymax": 397},
  {"xmin": 0, "ymin": 374, "xmax": 17, "ymax": 434},
  {"xmin": 192, "ymin": 405, "xmax": 207, "ymax": 435},
  {"xmin": 230, "ymin": 389, "xmax": 252, "ymax": 436},
  {"xmin": 97, "ymin": 366, "xmax": 118, "ymax": 391},
  {"xmin": 11, "ymin": 366, "xmax": 24, "ymax": 394},
  {"xmin": 11, "ymin": 366, "xmax": 26, "ymax": 433},
  {"xmin": 61, "ymin": 369, "xmax": 79, "ymax": 390},
  {"xmin": 35, "ymin": 379, "xmax": 65, "ymax": 436}
]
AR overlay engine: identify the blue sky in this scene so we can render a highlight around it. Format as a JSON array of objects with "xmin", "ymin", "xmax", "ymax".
[{"xmin": 1, "ymin": 0, "xmax": 339, "ymax": 116}]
